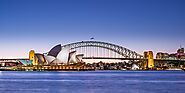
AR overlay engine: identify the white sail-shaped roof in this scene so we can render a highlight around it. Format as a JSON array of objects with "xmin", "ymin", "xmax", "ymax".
[
  {"xmin": 68, "ymin": 51, "xmax": 77, "ymax": 63},
  {"xmin": 52, "ymin": 58, "xmax": 62, "ymax": 64},
  {"xmin": 76, "ymin": 54, "xmax": 84, "ymax": 62},
  {"xmin": 44, "ymin": 55, "xmax": 56, "ymax": 64},
  {"xmin": 56, "ymin": 46, "xmax": 70, "ymax": 64},
  {"xmin": 48, "ymin": 44, "xmax": 61, "ymax": 57}
]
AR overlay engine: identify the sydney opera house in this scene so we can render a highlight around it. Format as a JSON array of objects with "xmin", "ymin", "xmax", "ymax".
[{"xmin": 20, "ymin": 44, "xmax": 84, "ymax": 66}]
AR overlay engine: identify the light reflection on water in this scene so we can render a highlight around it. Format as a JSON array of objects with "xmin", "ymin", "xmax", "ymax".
[{"xmin": 0, "ymin": 71, "xmax": 185, "ymax": 93}]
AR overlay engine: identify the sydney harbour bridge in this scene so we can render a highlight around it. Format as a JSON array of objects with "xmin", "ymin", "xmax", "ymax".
[
  {"xmin": 0, "ymin": 41, "xmax": 185, "ymax": 70},
  {"xmin": 61, "ymin": 41, "xmax": 184, "ymax": 62},
  {"xmin": 62, "ymin": 41, "xmax": 143, "ymax": 60}
]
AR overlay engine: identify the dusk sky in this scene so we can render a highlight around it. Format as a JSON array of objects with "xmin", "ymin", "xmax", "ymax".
[{"xmin": 0, "ymin": 0, "xmax": 185, "ymax": 58}]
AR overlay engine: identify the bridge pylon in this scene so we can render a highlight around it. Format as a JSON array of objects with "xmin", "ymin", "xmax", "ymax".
[{"xmin": 143, "ymin": 51, "xmax": 154, "ymax": 70}]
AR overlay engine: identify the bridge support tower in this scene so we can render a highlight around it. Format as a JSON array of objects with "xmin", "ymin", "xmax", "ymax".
[{"xmin": 143, "ymin": 51, "xmax": 154, "ymax": 70}]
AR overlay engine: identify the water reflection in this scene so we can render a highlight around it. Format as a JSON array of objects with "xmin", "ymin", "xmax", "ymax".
[{"xmin": 0, "ymin": 71, "xmax": 185, "ymax": 93}]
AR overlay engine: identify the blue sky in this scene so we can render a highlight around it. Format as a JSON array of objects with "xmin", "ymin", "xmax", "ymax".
[{"xmin": 0, "ymin": 0, "xmax": 185, "ymax": 58}]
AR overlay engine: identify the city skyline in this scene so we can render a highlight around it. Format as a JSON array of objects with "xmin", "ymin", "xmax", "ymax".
[{"xmin": 0, "ymin": 0, "xmax": 185, "ymax": 58}]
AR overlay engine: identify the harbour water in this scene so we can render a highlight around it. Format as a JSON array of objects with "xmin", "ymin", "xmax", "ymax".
[{"xmin": 0, "ymin": 71, "xmax": 185, "ymax": 93}]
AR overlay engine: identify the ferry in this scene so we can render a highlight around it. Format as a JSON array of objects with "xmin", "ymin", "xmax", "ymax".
[{"xmin": 166, "ymin": 68, "xmax": 183, "ymax": 71}]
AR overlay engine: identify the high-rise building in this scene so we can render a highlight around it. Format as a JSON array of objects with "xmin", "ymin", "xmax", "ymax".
[
  {"xmin": 176, "ymin": 48, "xmax": 185, "ymax": 58},
  {"xmin": 177, "ymin": 48, "xmax": 184, "ymax": 54},
  {"xmin": 156, "ymin": 52, "xmax": 169, "ymax": 59}
]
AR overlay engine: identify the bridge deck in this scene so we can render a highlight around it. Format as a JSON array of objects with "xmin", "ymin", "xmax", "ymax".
[{"xmin": 0, "ymin": 57, "xmax": 185, "ymax": 62}]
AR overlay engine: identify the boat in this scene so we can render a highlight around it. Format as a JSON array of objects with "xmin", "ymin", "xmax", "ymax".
[{"xmin": 166, "ymin": 68, "xmax": 183, "ymax": 71}]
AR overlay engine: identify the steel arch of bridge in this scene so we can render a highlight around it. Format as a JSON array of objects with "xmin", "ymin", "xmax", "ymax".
[{"xmin": 61, "ymin": 41, "xmax": 143, "ymax": 59}]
